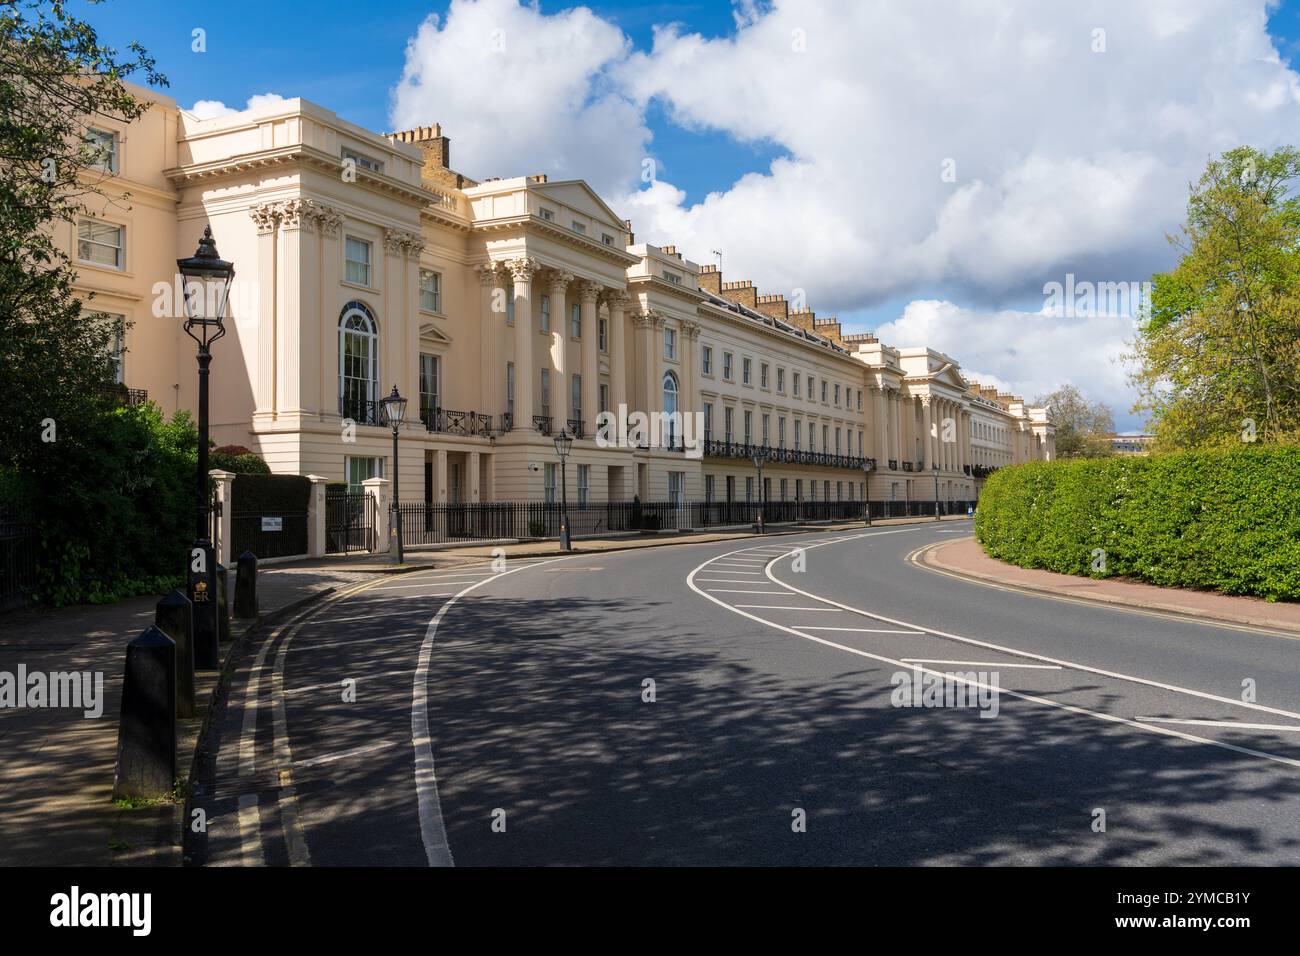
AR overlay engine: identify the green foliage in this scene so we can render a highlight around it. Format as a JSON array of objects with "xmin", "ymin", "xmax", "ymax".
[
  {"xmin": 4, "ymin": 401, "xmax": 195, "ymax": 605},
  {"xmin": 975, "ymin": 447, "xmax": 1300, "ymax": 601},
  {"xmin": 1131, "ymin": 146, "xmax": 1300, "ymax": 449},
  {"xmin": 210, "ymin": 444, "xmax": 270, "ymax": 475},
  {"xmin": 1031, "ymin": 384, "xmax": 1115, "ymax": 459},
  {"xmin": 231, "ymin": 474, "xmax": 310, "ymax": 514}
]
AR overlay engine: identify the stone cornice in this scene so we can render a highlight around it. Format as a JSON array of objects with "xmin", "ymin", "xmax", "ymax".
[{"xmin": 472, "ymin": 215, "xmax": 641, "ymax": 267}]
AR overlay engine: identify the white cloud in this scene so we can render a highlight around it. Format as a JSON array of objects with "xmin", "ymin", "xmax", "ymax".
[
  {"xmin": 385, "ymin": 0, "xmax": 1300, "ymax": 408},
  {"xmin": 187, "ymin": 93, "xmax": 285, "ymax": 120},
  {"xmin": 389, "ymin": 0, "xmax": 648, "ymax": 195},
  {"xmin": 875, "ymin": 299, "xmax": 1141, "ymax": 426}
]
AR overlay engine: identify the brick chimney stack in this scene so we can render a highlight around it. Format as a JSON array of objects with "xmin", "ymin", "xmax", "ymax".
[
  {"xmin": 755, "ymin": 293, "xmax": 788, "ymax": 322},
  {"xmin": 387, "ymin": 124, "xmax": 477, "ymax": 189},
  {"xmin": 721, "ymin": 280, "xmax": 758, "ymax": 310},
  {"xmin": 698, "ymin": 263, "xmax": 722, "ymax": 295}
]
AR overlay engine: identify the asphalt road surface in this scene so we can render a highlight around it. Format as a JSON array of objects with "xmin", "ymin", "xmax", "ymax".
[{"xmin": 194, "ymin": 521, "xmax": 1300, "ymax": 866}]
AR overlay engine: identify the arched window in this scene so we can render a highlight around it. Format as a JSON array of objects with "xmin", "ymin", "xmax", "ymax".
[
  {"xmin": 339, "ymin": 301, "xmax": 378, "ymax": 422},
  {"xmin": 662, "ymin": 371, "xmax": 679, "ymax": 447}
]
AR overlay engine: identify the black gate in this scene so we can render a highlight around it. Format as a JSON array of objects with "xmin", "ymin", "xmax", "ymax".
[{"xmin": 326, "ymin": 491, "xmax": 375, "ymax": 554}]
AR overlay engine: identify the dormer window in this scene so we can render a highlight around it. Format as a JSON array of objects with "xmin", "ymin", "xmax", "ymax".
[
  {"xmin": 539, "ymin": 207, "xmax": 555, "ymax": 221},
  {"xmin": 571, "ymin": 220, "xmax": 586, "ymax": 235},
  {"xmin": 663, "ymin": 271, "xmax": 682, "ymax": 285},
  {"xmin": 602, "ymin": 233, "xmax": 615, "ymax": 246}
]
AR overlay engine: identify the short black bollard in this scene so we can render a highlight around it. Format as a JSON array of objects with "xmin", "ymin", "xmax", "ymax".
[
  {"xmin": 234, "ymin": 550, "xmax": 258, "ymax": 619},
  {"xmin": 188, "ymin": 541, "xmax": 219, "ymax": 670},
  {"xmin": 155, "ymin": 589, "xmax": 195, "ymax": 719},
  {"xmin": 112, "ymin": 625, "xmax": 176, "ymax": 802},
  {"xmin": 216, "ymin": 562, "xmax": 231, "ymax": 643}
]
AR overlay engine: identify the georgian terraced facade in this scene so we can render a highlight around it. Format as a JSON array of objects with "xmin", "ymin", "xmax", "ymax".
[{"xmin": 66, "ymin": 85, "xmax": 1053, "ymax": 506}]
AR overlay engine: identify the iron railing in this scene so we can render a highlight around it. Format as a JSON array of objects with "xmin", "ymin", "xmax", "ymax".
[
  {"xmin": 566, "ymin": 418, "xmax": 585, "ymax": 439},
  {"xmin": 0, "ymin": 515, "xmax": 37, "ymax": 610},
  {"xmin": 420, "ymin": 406, "xmax": 494, "ymax": 437},
  {"xmin": 325, "ymin": 491, "xmax": 375, "ymax": 553},
  {"xmin": 232, "ymin": 511, "xmax": 309, "ymax": 560},
  {"xmin": 533, "ymin": 414, "xmax": 553, "ymax": 435},
  {"xmin": 97, "ymin": 384, "xmax": 149, "ymax": 407},
  {"xmin": 339, "ymin": 396, "xmax": 382, "ymax": 426},
  {"xmin": 702, "ymin": 439, "xmax": 869, "ymax": 471},
  {"xmin": 394, "ymin": 498, "xmax": 978, "ymax": 546}
]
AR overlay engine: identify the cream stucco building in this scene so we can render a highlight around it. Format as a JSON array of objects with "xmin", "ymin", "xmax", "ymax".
[{"xmin": 66, "ymin": 85, "xmax": 1053, "ymax": 510}]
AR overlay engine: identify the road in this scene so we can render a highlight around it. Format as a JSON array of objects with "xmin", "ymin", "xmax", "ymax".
[{"xmin": 193, "ymin": 520, "xmax": 1300, "ymax": 866}]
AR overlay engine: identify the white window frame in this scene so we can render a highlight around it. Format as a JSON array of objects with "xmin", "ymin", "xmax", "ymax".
[
  {"xmin": 419, "ymin": 269, "xmax": 442, "ymax": 313},
  {"xmin": 77, "ymin": 218, "xmax": 123, "ymax": 270},
  {"xmin": 345, "ymin": 236, "xmax": 372, "ymax": 287}
]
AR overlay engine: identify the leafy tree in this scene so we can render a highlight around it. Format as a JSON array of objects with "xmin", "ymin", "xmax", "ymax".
[
  {"xmin": 1032, "ymin": 384, "xmax": 1115, "ymax": 458},
  {"xmin": 0, "ymin": 2, "xmax": 192, "ymax": 603},
  {"xmin": 1130, "ymin": 146, "xmax": 1300, "ymax": 449},
  {"xmin": 1, "ymin": 1, "xmax": 164, "ymax": 470}
]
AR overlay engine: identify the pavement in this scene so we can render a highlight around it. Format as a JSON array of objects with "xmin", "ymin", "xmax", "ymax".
[
  {"xmin": 920, "ymin": 535, "xmax": 1300, "ymax": 637},
  {"xmin": 0, "ymin": 562, "xmax": 379, "ymax": 867},
  {"xmin": 197, "ymin": 518, "xmax": 1300, "ymax": 866}
]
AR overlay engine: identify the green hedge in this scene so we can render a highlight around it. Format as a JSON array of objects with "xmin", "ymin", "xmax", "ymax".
[
  {"xmin": 974, "ymin": 447, "xmax": 1300, "ymax": 601},
  {"xmin": 231, "ymin": 473, "xmax": 311, "ymax": 514}
]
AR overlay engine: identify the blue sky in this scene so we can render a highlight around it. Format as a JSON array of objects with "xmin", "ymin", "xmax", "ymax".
[
  {"xmin": 76, "ymin": 1, "xmax": 1300, "ymax": 430},
  {"xmin": 78, "ymin": 0, "xmax": 788, "ymax": 206}
]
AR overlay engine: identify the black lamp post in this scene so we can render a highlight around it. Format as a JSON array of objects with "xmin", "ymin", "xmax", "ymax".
[
  {"xmin": 932, "ymin": 461, "xmax": 941, "ymax": 521},
  {"xmin": 177, "ymin": 226, "xmax": 234, "ymax": 668},
  {"xmin": 861, "ymin": 457, "xmax": 876, "ymax": 526},
  {"xmin": 380, "ymin": 385, "xmax": 408, "ymax": 564},
  {"xmin": 554, "ymin": 429, "xmax": 574, "ymax": 551},
  {"xmin": 752, "ymin": 448, "xmax": 767, "ymax": 534}
]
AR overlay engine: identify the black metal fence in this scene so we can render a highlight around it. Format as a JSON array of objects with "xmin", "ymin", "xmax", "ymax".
[
  {"xmin": 326, "ymin": 491, "xmax": 375, "ymax": 553},
  {"xmin": 0, "ymin": 515, "xmax": 37, "ymax": 610},
  {"xmin": 232, "ymin": 512, "xmax": 309, "ymax": 559},
  {"xmin": 395, "ymin": 498, "xmax": 977, "ymax": 546}
]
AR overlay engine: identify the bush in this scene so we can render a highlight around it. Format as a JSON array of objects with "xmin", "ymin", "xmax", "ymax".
[
  {"xmin": 3, "ymin": 401, "xmax": 195, "ymax": 605},
  {"xmin": 974, "ymin": 446, "xmax": 1300, "ymax": 601},
  {"xmin": 210, "ymin": 444, "xmax": 270, "ymax": 475}
]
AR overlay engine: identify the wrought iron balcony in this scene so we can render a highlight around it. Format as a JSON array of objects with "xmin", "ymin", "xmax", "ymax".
[
  {"xmin": 566, "ymin": 418, "xmax": 585, "ymax": 440},
  {"xmin": 701, "ymin": 439, "xmax": 867, "ymax": 471},
  {"xmin": 887, "ymin": 459, "xmax": 898, "ymax": 470},
  {"xmin": 421, "ymin": 406, "xmax": 493, "ymax": 438},
  {"xmin": 500, "ymin": 412, "xmax": 514, "ymax": 433},
  {"xmin": 532, "ymin": 414, "xmax": 553, "ymax": 436},
  {"xmin": 98, "ymin": 384, "xmax": 149, "ymax": 407},
  {"xmin": 339, "ymin": 396, "xmax": 381, "ymax": 425}
]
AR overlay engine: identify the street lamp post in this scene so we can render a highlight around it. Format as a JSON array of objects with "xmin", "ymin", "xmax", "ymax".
[
  {"xmin": 932, "ymin": 461, "xmax": 941, "ymax": 521},
  {"xmin": 380, "ymin": 385, "xmax": 408, "ymax": 564},
  {"xmin": 554, "ymin": 429, "xmax": 574, "ymax": 551},
  {"xmin": 752, "ymin": 449, "xmax": 767, "ymax": 534},
  {"xmin": 861, "ymin": 457, "xmax": 876, "ymax": 526},
  {"xmin": 177, "ymin": 226, "xmax": 234, "ymax": 669}
]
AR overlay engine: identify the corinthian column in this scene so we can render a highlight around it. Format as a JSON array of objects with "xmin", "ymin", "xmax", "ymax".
[
  {"xmin": 476, "ymin": 263, "xmax": 504, "ymax": 420},
  {"xmin": 507, "ymin": 256, "xmax": 538, "ymax": 428},
  {"xmin": 547, "ymin": 271, "xmax": 573, "ymax": 432},
  {"xmin": 604, "ymin": 290, "xmax": 630, "ymax": 415},
  {"xmin": 577, "ymin": 280, "xmax": 601, "ymax": 437}
]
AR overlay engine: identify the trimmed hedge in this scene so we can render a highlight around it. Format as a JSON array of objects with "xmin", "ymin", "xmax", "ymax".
[
  {"xmin": 231, "ymin": 474, "xmax": 311, "ymax": 514},
  {"xmin": 974, "ymin": 446, "xmax": 1300, "ymax": 601}
]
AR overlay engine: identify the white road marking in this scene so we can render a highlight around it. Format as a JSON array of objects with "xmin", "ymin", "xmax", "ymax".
[
  {"xmin": 282, "ymin": 670, "xmax": 412, "ymax": 695},
  {"xmin": 901, "ymin": 658, "xmax": 1063, "ymax": 670},
  {"xmin": 237, "ymin": 795, "xmax": 265, "ymax": 867},
  {"xmin": 767, "ymin": 552, "xmax": 1300, "ymax": 725},
  {"xmin": 683, "ymin": 534, "xmax": 1300, "ymax": 769},
  {"xmin": 295, "ymin": 739, "xmax": 398, "ymax": 768},
  {"xmin": 735, "ymin": 605, "xmax": 845, "ymax": 611},
  {"xmin": 802, "ymin": 626, "xmax": 925, "ymax": 634},
  {"xmin": 706, "ymin": 589, "xmax": 792, "ymax": 594},
  {"xmin": 413, "ymin": 555, "xmax": 572, "ymax": 867},
  {"xmin": 1137, "ymin": 717, "xmax": 1300, "ymax": 732},
  {"xmin": 367, "ymin": 579, "xmax": 489, "ymax": 591},
  {"xmin": 694, "ymin": 578, "xmax": 780, "ymax": 584}
]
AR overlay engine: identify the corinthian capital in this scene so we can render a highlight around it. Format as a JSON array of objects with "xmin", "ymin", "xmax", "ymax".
[
  {"xmin": 600, "ymin": 289, "xmax": 632, "ymax": 310},
  {"xmin": 547, "ymin": 270, "xmax": 575, "ymax": 294},
  {"xmin": 249, "ymin": 202, "xmax": 279, "ymax": 235},
  {"xmin": 576, "ymin": 280, "xmax": 603, "ymax": 304},
  {"xmin": 680, "ymin": 319, "xmax": 702, "ymax": 340},
  {"xmin": 477, "ymin": 262, "xmax": 504, "ymax": 287},
  {"xmin": 505, "ymin": 255, "xmax": 539, "ymax": 283}
]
